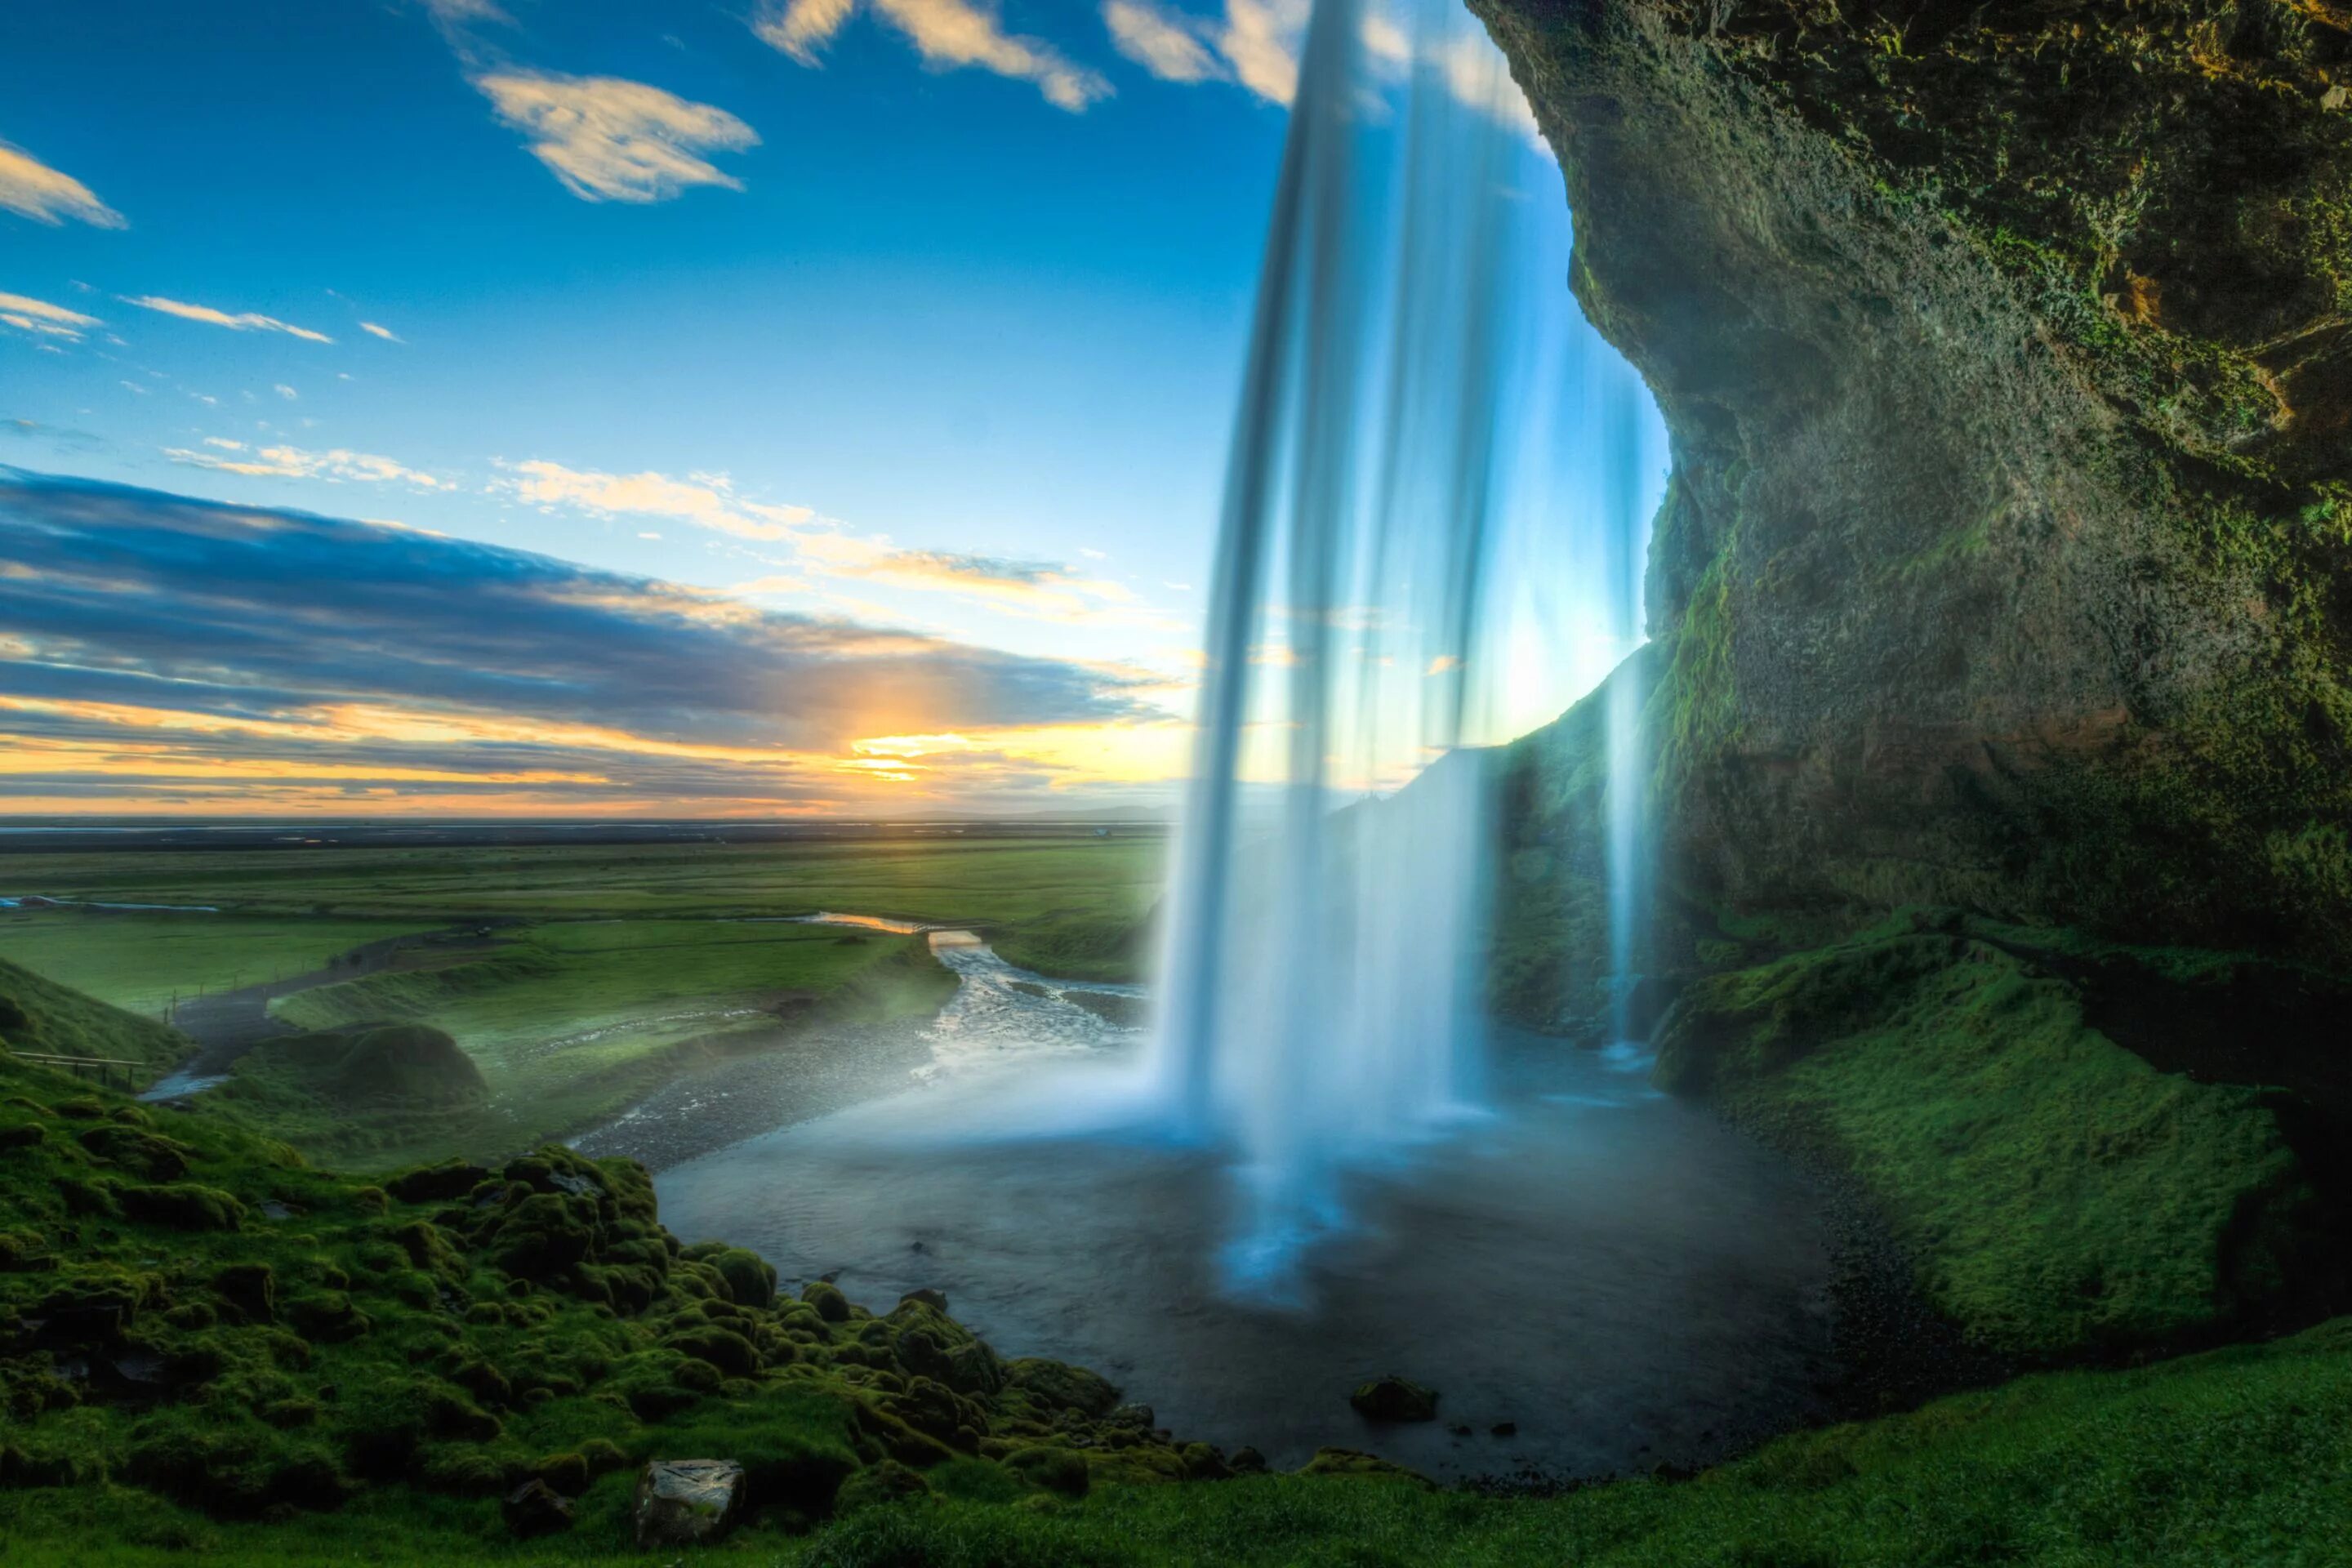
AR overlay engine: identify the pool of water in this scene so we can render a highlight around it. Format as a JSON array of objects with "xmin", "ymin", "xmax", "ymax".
[{"xmin": 653, "ymin": 972, "xmax": 1838, "ymax": 1482}]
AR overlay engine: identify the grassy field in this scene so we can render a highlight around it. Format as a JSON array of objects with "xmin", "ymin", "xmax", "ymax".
[
  {"xmin": 225, "ymin": 920, "xmax": 957, "ymax": 1167},
  {"xmin": 0, "ymin": 911, "xmax": 446, "ymax": 1018},
  {"xmin": 0, "ymin": 836, "xmax": 1160, "ymax": 1162},
  {"xmin": 0, "ymin": 840, "xmax": 1163, "ymax": 963}
]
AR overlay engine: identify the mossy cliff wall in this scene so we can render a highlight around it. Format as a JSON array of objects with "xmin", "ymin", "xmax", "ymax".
[{"xmin": 1473, "ymin": 0, "xmax": 2352, "ymax": 963}]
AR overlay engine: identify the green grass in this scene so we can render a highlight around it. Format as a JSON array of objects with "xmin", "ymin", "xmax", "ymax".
[
  {"xmin": 4, "ymin": 1299, "xmax": 2348, "ymax": 1564},
  {"xmin": 0, "ymin": 911, "xmax": 445, "ymax": 1018},
  {"xmin": 0, "ymin": 840, "xmax": 1162, "ymax": 980},
  {"xmin": 0, "ymin": 956, "xmax": 194, "ymax": 1077},
  {"xmin": 0, "ymin": 982, "xmax": 1209, "ymax": 1565},
  {"xmin": 228, "ymin": 920, "xmax": 956, "ymax": 1167},
  {"xmin": 7, "ymin": 935, "xmax": 2350, "ymax": 1566},
  {"xmin": 1655, "ymin": 916, "xmax": 2311, "ymax": 1357}
]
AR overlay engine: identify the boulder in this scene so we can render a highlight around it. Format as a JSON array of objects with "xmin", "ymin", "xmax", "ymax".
[
  {"xmin": 1348, "ymin": 1375, "xmax": 1437, "ymax": 1423},
  {"xmin": 633, "ymin": 1459, "xmax": 745, "ymax": 1549},
  {"xmin": 1004, "ymin": 1356, "xmax": 1118, "ymax": 1418},
  {"xmin": 385, "ymin": 1159, "xmax": 491, "ymax": 1205},
  {"xmin": 501, "ymin": 1478, "xmax": 574, "ymax": 1539}
]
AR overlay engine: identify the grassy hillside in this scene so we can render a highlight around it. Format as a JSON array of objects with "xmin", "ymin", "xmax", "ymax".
[
  {"xmin": 0, "ymin": 956, "xmax": 192, "ymax": 1080},
  {"xmin": 0, "ymin": 1032, "xmax": 1215, "ymax": 1563},
  {"xmin": 1655, "ymin": 913, "xmax": 2321, "ymax": 1359}
]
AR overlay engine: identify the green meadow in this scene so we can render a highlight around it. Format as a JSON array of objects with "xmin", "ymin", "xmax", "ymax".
[
  {"xmin": 0, "ymin": 838, "xmax": 1162, "ymax": 953},
  {"xmin": 0, "ymin": 837, "xmax": 1160, "ymax": 1167},
  {"xmin": 0, "ymin": 911, "xmax": 445, "ymax": 1019}
]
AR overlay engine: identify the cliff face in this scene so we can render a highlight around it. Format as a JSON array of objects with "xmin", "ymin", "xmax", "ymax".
[{"xmin": 1475, "ymin": 0, "xmax": 2352, "ymax": 964}]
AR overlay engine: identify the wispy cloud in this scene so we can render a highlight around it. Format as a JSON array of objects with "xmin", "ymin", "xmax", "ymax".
[
  {"xmin": 1096, "ymin": 0, "xmax": 1301, "ymax": 105},
  {"xmin": 474, "ymin": 72, "xmax": 760, "ymax": 203},
  {"xmin": 0, "ymin": 291, "xmax": 102, "ymax": 343},
  {"xmin": 418, "ymin": 0, "xmax": 510, "ymax": 23},
  {"xmin": 122, "ymin": 295, "xmax": 334, "ymax": 344},
  {"xmin": 1101, "ymin": 0, "xmax": 1535, "ymax": 136},
  {"xmin": 0, "ymin": 140, "xmax": 124, "ymax": 229},
  {"xmin": 497, "ymin": 458, "xmax": 813, "ymax": 541},
  {"xmin": 808, "ymin": 540, "xmax": 1146, "ymax": 621},
  {"xmin": 0, "ymin": 470, "xmax": 1164, "ymax": 813},
  {"xmin": 359, "ymin": 321, "xmax": 403, "ymax": 342},
  {"xmin": 755, "ymin": 0, "xmax": 1112, "ymax": 113},
  {"xmin": 1102, "ymin": 0, "xmax": 1222, "ymax": 82},
  {"xmin": 163, "ymin": 440, "xmax": 452, "ymax": 489}
]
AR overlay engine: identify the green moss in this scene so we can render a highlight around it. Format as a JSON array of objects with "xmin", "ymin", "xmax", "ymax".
[
  {"xmin": 1655, "ymin": 921, "xmax": 2309, "ymax": 1356},
  {"xmin": 0, "ymin": 971, "xmax": 1205, "ymax": 1556}
]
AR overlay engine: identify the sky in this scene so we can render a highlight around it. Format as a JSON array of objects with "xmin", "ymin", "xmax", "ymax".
[{"xmin": 0, "ymin": 0, "xmax": 1663, "ymax": 818}]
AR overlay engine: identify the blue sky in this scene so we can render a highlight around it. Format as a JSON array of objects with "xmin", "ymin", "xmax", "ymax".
[{"xmin": 1, "ymin": 0, "xmax": 1662, "ymax": 816}]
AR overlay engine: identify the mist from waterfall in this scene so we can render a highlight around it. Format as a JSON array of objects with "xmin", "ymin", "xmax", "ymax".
[{"xmin": 1148, "ymin": 0, "xmax": 1661, "ymax": 1298}]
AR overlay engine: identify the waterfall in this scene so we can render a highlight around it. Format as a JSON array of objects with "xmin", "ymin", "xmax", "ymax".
[{"xmin": 1149, "ymin": 0, "xmax": 1534, "ymax": 1298}]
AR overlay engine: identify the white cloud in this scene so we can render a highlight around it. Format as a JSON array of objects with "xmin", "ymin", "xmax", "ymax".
[
  {"xmin": 757, "ymin": 0, "xmax": 858, "ymax": 62},
  {"xmin": 360, "ymin": 321, "xmax": 403, "ymax": 342},
  {"xmin": 638, "ymin": 531, "xmax": 663, "ymax": 540},
  {"xmin": 0, "ymin": 290, "xmax": 101, "ymax": 342},
  {"xmin": 164, "ymin": 442, "xmax": 452, "ymax": 488},
  {"xmin": 1217, "ymin": 0, "xmax": 1305, "ymax": 105},
  {"xmin": 1102, "ymin": 0, "xmax": 1220, "ymax": 82},
  {"xmin": 122, "ymin": 295, "xmax": 334, "ymax": 344},
  {"xmin": 1102, "ymin": 2, "xmax": 1536, "ymax": 136},
  {"xmin": 755, "ymin": 0, "xmax": 1111, "ymax": 113},
  {"xmin": 119, "ymin": 380, "xmax": 149, "ymax": 395},
  {"xmin": 274, "ymin": 383, "xmax": 299, "ymax": 401},
  {"xmin": 0, "ymin": 140, "xmax": 124, "ymax": 229},
  {"xmin": 1094, "ymin": 0, "xmax": 1300, "ymax": 105},
  {"xmin": 474, "ymin": 72, "xmax": 760, "ymax": 203},
  {"xmin": 497, "ymin": 459, "xmax": 814, "ymax": 541}
]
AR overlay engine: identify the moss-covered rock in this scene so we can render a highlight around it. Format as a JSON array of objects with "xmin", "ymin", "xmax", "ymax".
[
  {"xmin": 1654, "ymin": 916, "xmax": 2314, "ymax": 1356},
  {"xmin": 1476, "ymin": 0, "xmax": 2352, "ymax": 968}
]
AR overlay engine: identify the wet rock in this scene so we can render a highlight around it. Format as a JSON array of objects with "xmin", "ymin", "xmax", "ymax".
[
  {"xmin": 632, "ymin": 1459, "xmax": 745, "ymax": 1549},
  {"xmin": 502, "ymin": 1478, "xmax": 574, "ymax": 1539},
  {"xmin": 1106, "ymin": 1401, "xmax": 1156, "ymax": 1430},
  {"xmin": 1348, "ymin": 1375, "xmax": 1437, "ymax": 1423},
  {"xmin": 1490, "ymin": 1421, "xmax": 1517, "ymax": 1438}
]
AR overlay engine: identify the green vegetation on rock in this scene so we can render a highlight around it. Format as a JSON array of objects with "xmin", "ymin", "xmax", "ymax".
[
  {"xmin": 1655, "ymin": 914, "xmax": 2313, "ymax": 1357},
  {"xmin": 0, "ymin": 998, "xmax": 1229, "ymax": 1563}
]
